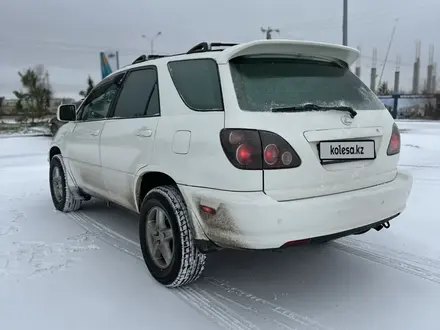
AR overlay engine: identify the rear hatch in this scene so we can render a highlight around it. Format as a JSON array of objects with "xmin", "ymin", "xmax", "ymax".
[{"xmin": 220, "ymin": 40, "xmax": 398, "ymax": 201}]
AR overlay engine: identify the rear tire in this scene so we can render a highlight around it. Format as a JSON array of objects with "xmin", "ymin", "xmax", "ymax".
[
  {"xmin": 139, "ymin": 185, "xmax": 206, "ymax": 287},
  {"xmin": 49, "ymin": 155, "xmax": 81, "ymax": 212}
]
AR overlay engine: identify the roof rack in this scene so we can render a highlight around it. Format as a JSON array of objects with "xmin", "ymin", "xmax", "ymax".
[
  {"xmin": 132, "ymin": 55, "xmax": 147, "ymax": 65},
  {"xmin": 187, "ymin": 42, "xmax": 238, "ymax": 54},
  {"xmin": 129, "ymin": 42, "xmax": 238, "ymax": 66},
  {"xmin": 147, "ymin": 54, "xmax": 167, "ymax": 60},
  {"xmin": 131, "ymin": 54, "xmax": 170, "ymax": 65}
]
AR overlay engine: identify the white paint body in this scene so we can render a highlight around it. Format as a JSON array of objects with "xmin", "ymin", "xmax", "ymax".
[{"xmin": 50, "ymin": 39, "xmax": 413, "ymax": 250}]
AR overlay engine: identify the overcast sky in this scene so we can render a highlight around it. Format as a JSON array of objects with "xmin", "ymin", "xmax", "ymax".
[{"xmin": 1, "ymin": 0, "xmax": 439, "ymax": 99}]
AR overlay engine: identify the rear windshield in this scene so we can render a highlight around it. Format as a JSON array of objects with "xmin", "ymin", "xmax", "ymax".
[{"xmin": 230, "ymin": 57, "xmax": 385, "ymax": 112}]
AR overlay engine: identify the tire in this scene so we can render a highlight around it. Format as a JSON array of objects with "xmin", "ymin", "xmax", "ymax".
[
  {"xmin": 49, "ymin": 155, "xmax": 81, "ymax": 212},
  {"xmin": 139, "ymin": 185, "xmax": 206, "ymax": 288}
]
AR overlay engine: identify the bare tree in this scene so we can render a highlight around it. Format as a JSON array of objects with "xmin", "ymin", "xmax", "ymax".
[
  {"xmin": 13, "ymin": 65, "xmax": 53, "ymax": 123},
  {"xmin": 377, "ymin": 81, "xmax": 391, "ymax": 96},
  {"xmin": 79, "ymin": 75, "xmax": 95, "ymax": 97}
]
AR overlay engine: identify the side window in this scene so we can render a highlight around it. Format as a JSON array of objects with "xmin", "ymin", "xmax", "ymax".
[
  {"xmin": 112, "ymin": 68, "xmax": 159, "ymax": 119},
  {"xmin": 81, "ymin": 83, "xmax": 118, "ymax": 121},
  {"xmin": 168, "ymin": 59, "xmax": 223, "ymax": 111}
]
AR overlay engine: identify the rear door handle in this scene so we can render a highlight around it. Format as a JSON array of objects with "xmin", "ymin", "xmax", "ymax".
[{"xmin": 135, "ymin": 128, "xmax": 153, "ymax": 137}]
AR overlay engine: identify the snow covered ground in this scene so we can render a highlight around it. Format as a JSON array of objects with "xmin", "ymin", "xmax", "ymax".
[{"xmin": 1, "ymin": 120, "xmax": 440, "ymax": 330}]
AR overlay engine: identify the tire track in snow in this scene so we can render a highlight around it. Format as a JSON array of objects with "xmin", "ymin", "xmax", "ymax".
[
  {"xmin": 0, "ymin": 209, "xmax": 25, "ymax": 236},
  {"xmin": 68, "ymin": 211, "xmax": 326, "ymax": 330},
  {"xmin": 332, "ymin": 237, "xmax": 440, "ymax": 285},
  {"xmin": 68, "ymin": 212, "xmax": 143, "ymax": 260},
  {"xmin": 68, "ymin": 211, "xmax": 258, "ymax": 330},
  {"xmin": 0, "ymin": 208, "xmax": 98, "ymax": 280},
  {"xmin": 175, "ymin": 286, "xmax": 261, "ymax": 330},
  {"xmin": 399, "ymin": 164, "xmax": 440, "ymax": 169},
  {"xmin": 340, "ymin": 237, "xmax": 440, "ymax": 270},
  {"xmin": 203, "ymin": 278, "xmax": 330, "ymax": 330},
  {"xmin": 211, "ymin": 293, "xmax": 295, "ymax": 330},
  {"xmin": 0, "ymin": 235, "xmax": 99, "ymax": 280}
]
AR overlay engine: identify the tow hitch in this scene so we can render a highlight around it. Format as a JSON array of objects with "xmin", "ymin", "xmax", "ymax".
[{"xmin": 374, "ymin": 221, "xmax": 391, "ymax": 232}]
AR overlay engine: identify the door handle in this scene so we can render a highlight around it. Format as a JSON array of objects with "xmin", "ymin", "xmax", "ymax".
[
  {"xmin": 89, "ymin": 130, "xmax": 100, "ymax": 136},
  {"xmin": 135, "ymin": 128, "xmax": 153, "ymax": 137}
]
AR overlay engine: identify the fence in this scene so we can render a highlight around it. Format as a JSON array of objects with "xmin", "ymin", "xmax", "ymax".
[{"xmin": 378, "ymin": 94, "xmax": 440, "ymax": 119}]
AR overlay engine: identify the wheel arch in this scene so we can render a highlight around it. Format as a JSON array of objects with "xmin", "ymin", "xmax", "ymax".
[
  {"xmin": 48, "ymin": 146, "xmax": 83, "ymax": 201},
  {"xmin": 135, "ymin": 169, "xmax": 212, "ymax": 253},
  {"xmin": 49, "ymin": 145, "xmax": 62, "ymax": 161},
  {"xmin": 135, "ymin": 170, "xmax": 178, "ymax": 212}
]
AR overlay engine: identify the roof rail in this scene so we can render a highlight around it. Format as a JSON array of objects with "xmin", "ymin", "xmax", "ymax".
[
  {"xmin": 129, "ymin": 43, "xmax": 237, "ymax": 65},
  {"xmin": 132, "ymin": 55, "xmax": 147, "ymax": 65},
  {"xmin": 147, "ymin": 54, "xmax": 167, "ymax": 60},
  {"xmin": 187, "ymin": 42, "xmax": 238, "ymax": 54},
  {"xmin": 131, "ymin": 54, "xmax": 170, "ymax": 65}
]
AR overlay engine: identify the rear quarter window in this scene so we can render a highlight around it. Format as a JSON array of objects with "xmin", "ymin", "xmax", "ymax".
[
  {"xmin": 230, "ymin": 57, "xmax": 386, "ymax": 112},
  {"xmin": 168, "ymin": 59, "xmax": 223, "ymax": 111}
]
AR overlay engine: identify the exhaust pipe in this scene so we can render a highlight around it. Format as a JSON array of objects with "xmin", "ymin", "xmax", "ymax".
[{"xmin": 374, "ymin": 221, "xmax": 390, "ymax": 232}]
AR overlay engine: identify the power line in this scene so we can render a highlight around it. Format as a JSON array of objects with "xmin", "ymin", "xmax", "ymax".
[
  {"xmin": 1, "ymin": 1, "xmax": 437, "ymax": 54},
  {"xmin": 282, "ymin": 1, "xmax": 435, "ymax": 38},
  {"xmin": 0, "ymin": 39, "xmax": 144, "ymax": 56},
  {"xmin": 0, "ymin": 39, "xmax": 427, "ymax": 71},
  {"xmin": 1, "ymin": 10, "xmax": 407, "ymax": 55},
  {"xmin": 279, "ymin": 6, "xmax": 389, "ymax": 32}
]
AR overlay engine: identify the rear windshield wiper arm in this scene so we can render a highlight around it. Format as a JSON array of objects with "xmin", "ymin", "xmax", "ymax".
[{"xmin": 271, "ymin": 103, "xmax": 357, "ymax": 118}]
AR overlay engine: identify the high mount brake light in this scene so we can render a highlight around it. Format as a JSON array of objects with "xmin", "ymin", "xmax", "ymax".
[
  {"xmin": 220, "ymin": 129, "xmax": 301, "ymax": 170},
  {"xmin": 387, "ymin": 123, "xmax": 401, "ymax": 156}
]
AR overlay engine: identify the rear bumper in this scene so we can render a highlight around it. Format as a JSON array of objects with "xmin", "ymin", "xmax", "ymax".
[
  {"xmin": 179, "ymin": 171, "xmax": 413, "ymax": 250},
  {"xmin": 307, "ymin": 214, "xmax": 398, "ymax": 244}
]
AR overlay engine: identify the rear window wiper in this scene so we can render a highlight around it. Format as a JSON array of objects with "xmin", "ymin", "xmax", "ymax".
[{"xmin": 271, "ymin": 103, "xmax": 357, "ymax": 118}]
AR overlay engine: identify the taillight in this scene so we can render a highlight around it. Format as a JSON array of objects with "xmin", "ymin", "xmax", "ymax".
[
  {"xmin": 220, "ymin": 129, "xmax": 301, "ymax": 170},
  {"xmin": 387, "ymin": 123, "xmax": 401, "ymax": 156},
  {"xmin": 259, "ymin": 130, "xmax": 301, "ymax": 169},
  {"xmin": 236, "ymin": 144, "xmax": 253, "ymax": 165}
]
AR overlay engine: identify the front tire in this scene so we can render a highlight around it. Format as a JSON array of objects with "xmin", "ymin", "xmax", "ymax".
[
  {"xmin": 49, "ymin": 155, "xmax": 81, "ymax": 212},
  {"xmin": 139, "ymin": 185, "xmax": 206, "ymax": 287}
]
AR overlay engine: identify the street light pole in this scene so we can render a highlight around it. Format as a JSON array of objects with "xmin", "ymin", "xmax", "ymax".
[
  {"xmin": 342, "ymin": 0, "xmax": 348, "ymax": 45},
  {"xmin": 261, "ymin": 26, "xmax": 280, "ymax": 40},
  {"xmin": 142, "ymin": 31, "xmax": 162, "ymax": 55}
]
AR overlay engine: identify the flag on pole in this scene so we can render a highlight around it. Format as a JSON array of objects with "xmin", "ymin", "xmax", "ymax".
[{"xmin": 100, "ymin": 51, "xmax": 118, "ymax": 79}]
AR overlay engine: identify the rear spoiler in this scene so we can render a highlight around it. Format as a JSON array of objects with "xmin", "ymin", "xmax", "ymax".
[{"xmin": 217, "ymin": 39, "xmax": 360, "ymax": 67}]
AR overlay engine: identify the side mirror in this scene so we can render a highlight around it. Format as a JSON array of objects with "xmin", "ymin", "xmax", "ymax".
[{"xmin": 57, "ymin": 104, "xmax": 76, "ymax": 122}]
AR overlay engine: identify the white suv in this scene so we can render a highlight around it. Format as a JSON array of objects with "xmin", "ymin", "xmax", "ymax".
[{"xmin": 49, "ymin": 39, "xmax": 413, "ymax": 288}]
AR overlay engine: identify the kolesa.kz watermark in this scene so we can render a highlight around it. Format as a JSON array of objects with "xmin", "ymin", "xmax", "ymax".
[{"xmin": 330, "ymin": 145, "xmax": 364, "ymax": 155}]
